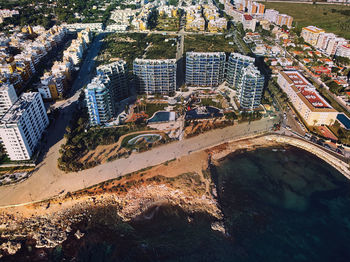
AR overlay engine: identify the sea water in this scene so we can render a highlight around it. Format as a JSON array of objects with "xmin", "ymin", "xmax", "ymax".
[{"xmin": 5, "ymin": 147, "xmax": 350, "ymax": 262}]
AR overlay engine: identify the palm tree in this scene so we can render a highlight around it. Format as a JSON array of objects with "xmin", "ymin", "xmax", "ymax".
[{"xmin": 328, "ymin": 119, "xmax": 334, "ymax": 126}]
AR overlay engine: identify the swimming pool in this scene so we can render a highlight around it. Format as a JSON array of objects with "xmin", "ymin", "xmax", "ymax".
[
  {"xmin": 128, "ymin": 134, "xmax": 162, "ymax": 145},
  {"xmin": 337, "ymin": 113, "xmax": 350, "ymax": 130},
  {"xmin": 147, "ymin": 111, "xmax": 176, "ymax": 123}
]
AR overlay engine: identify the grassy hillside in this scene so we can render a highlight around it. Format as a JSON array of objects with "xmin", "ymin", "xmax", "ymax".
[{"xmin": 262, "ymin": 2, "xmax": 350, "ymax": 39}]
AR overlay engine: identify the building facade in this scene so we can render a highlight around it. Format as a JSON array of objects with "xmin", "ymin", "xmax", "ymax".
[
  {"xmin": 0, "ymin": 83, "xmax": 18, "ymax": 118},
  {"xmin": 185, "ymin": 52, "xmax": 226, "ymax": 87},
  {"xmin": 277, "ymin": 71, "xmax": 338, "ymax": 126},
  {"xmin": 336, "ymin": 44, "xmax": 350, "ymax": 59},
  {"xmin": 85, "ymin": 76, "xmax": 114, "ymax": 126},
  {"xmin": 0, "ymin": 92, "xmax": 48, "ymax": 160},
  {"xmin": 301, "ymin": 26, "xmax": 325, "ymax": 46},
  {"xmin": 85, "ymin": 61, "xmax": 129, "ymax": 126},
  {"xmin": 96, "ymin": 61, "xmax": 129, "ymax": 102},
  {"xmin": 227, "ymin": 53, "xmax": 255, "ymax": 89},
  {"xmin": 133, "ymin": 58, "xmax": 177, "ymax": 94},
  {"xmin": 237, "ymin": 64, "xmax": 264, "ymax": 110}
]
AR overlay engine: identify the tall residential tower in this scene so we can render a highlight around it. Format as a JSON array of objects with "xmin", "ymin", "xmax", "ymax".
[
  {"xmin": 133, "ymin": 58, "xmax": 177, "ymax": 94},
  {"xmin": 0, "ymin": 92, "xmax": 49, "ymax": 160},
  {"xmin": 185, "ymin": 52, "xmax": 226, "ymax": 87}
]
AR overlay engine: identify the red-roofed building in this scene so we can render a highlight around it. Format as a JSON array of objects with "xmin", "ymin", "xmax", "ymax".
[
  {"xmin": 242, "ymin": 14, "xmax": 256, "ymax": 31},
  {"xmin": 277, "ymin": 70, "xmax": 338, "ymax": 126},
  {"xmin": 311, "ymin": 66, "xmax": 331, "ymax": 77}
]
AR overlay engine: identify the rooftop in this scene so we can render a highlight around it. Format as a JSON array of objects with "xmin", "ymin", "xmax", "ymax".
[
  {"xmin": 244, "ymin": 14, "xmax": 253, "ymax": 21},
  {"xmin": 302, "ymin": 26, "xmax": 324, "ymax": 33},
  {"xmin": 282, "ymin": 71, "xmax": 335, "ymax": 111},
  {"xmin": 0, "ymin": 92, "xmax": 38, "ymax": 124}
]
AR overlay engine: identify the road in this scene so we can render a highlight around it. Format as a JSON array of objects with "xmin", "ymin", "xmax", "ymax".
[
  {"xmin": 52, "ymin": 33, "xmax": 105, "ymax": 110},
  {"xmin": 176, "ymin": 29, "xmax": 185, "ymax": 87},
  {"xmin": 0, "ymin": 117, "xmax": 278, "ymax": 207}
]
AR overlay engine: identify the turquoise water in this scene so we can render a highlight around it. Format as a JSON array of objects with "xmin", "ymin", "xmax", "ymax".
[
  {"xmin": 147, "ymin": 111, "xmax": 171, "ymax": 123},
  {"xmin": 4, "ymin": 146, "xmax": 350, "ymax": 261}
]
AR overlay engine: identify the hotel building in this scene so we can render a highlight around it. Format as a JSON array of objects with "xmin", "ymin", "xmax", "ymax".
[
  {"xmin": 185, "ymin": 52, "xmax": 226, "ymax": 87},
  {"xmin": 277, "ymin": 71, "xmax": 338, "ymax": 126},
  {"xmin": 0, "ymin": 92, "xmax": 49, "ymax": 160}
]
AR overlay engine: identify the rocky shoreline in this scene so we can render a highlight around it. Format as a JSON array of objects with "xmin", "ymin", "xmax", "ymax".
[
  {"xmin": 0, "ymin": 134, "xmax": 348, "ymax": 259},
  {"xmin": 0, "ymin": 165, "xmax": 222, "ymax": 258}
]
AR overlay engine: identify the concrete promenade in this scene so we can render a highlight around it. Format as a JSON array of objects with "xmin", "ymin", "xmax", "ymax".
[{"xmin": 0, "ymin": 118, "xmax": 276, "ymax": 207}]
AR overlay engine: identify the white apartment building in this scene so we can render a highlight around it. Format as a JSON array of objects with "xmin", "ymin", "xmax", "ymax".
[
  {"xmin": 106, "ymin": 24, "xmax": 129, "ymax": 32},
  {"xmin": 264, "ymin": 9, "xmax": 279, "ymax": 23},
  {"xmin": 336, "ymin": 44, "xmax": 350, "ymax": 59},
  {"xmin": 0, "ymin": 92, "xmax": 49, "ymax": 161},
  {"xmin": 0, "ymin": 83, "xmax": 17, "ymax": 118},
  {"xmin": 316, "ymin": 33, "xmax": 336, "ymax": 51},
  {"xmin": 63, "ymin": 23, "xmax": 103, "ymax": 32},
  {"xmin": 325, "ymin": 37, "xmax": 348, "ymax": 56},
  {"xmin": 243, "ymin": 14, "xmax": 256, "ymax": 32},
  {"xmin": 110, "ymin": 8, "xmax": 137, "ymax": 24}
]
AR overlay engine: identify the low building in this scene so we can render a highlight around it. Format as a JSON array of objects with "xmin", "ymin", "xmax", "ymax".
[
  {"xmin": 0, "ymin": 92, "xmax": 48, "ymax": 160},
  {"xmin": 63, "ymin": 23, "xmax": 103, "ymax": 32},
  {"xmin": 277, "ymin": 70, "xmax": 338, "ymax": 126}
]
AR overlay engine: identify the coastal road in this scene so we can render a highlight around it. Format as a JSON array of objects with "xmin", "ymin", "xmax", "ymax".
[{"xmin": 0, "ymin": 117, "xmax": 277, "ymax": 207}]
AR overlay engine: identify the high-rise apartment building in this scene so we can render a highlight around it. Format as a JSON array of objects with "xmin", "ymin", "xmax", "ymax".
[
  {"xmin": 133, "ymin": 58, "xmax": 177, "ymax": 94},
  {"xmin": 336, "ymin": 44, "xmax": 350, "ymax": 59},
  {"xmin": 85, "ymin": 76, "xmax": 114, "ymax": 126},
  {"xmin": 227, "ymin": 53, "xmax": 255, "ymax": 89},
  {"xmin": 325, "ymin": 37, "xmax": 348, "ymax": 56},
  {"xmin": 96, "ymin": 61, "xmax": 129, "ymax": 102},
  {"xmin": 316, "ymin": 33, "xmax": 336, "ymax": 51},
  {"xmin": 0, "ymin": 92, "xmax": 49, "ymax": 160},
  {"xmin": 301, "ymin": 26, "xmax": 325, "ymax": 46},
  {"xmin": 275, "ymin": 14, "xmax": 293, "ymax": 29},
  {"xmin": 237, "ymin": 64, "xmax": 264, "ymax": 110},
  {"xmin": 0, "ymin": 83, "xmax": 18, "ymax": 118},
  {"xmin": 185, "ymin": 52, "xmax": 226, "ymax": 87},
  {"xmin": 85, "ymin": 61, "xmax": 129, "ymax": 126}
]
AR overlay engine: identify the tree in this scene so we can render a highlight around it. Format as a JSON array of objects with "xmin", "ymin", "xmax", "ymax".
[{"xmin": 281, "ymin": 25, "xmax": 288, "ymax": 31}]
